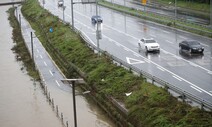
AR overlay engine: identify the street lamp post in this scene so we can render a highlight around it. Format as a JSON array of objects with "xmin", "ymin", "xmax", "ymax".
[
  {"xmin": 175, "ymin": 0, "xmax": 177, "ymax": 23},
  {"xmin": 63, "ymin": 5, "xmax": 66, "ymax": 22},
  {"xmin": 72, "ymin": 80, "xmax": 78, "ymax": 127},
  {"xmin": 30, "ymin": 32, "xmax": 34, "ymax": 69},
  {"xmin": 71, "ymin": 0, "xmax": 74, "ymax": 29},
  {"xmin": 61, "ymin": 79, "xmax": 85, "ymax": 127},
  {"xmin": 210, "ymin": 0, "xmax": 212, "ymax": 27}
]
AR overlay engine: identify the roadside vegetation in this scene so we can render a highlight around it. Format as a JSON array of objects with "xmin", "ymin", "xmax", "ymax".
[
  {"xmin": 99, "ymin": 0, "xmax": 212, "ymax": 38},
  {"xmin": 21, "ymin": 0, "xmax": 212, "ymax": 126},
  {"xmin": 148, "ymin": 0, "xmax": 210, "ymax": 12},
  {"xmin": 7, "ymin": 7, "xmax": 40, "ymax": 80}
]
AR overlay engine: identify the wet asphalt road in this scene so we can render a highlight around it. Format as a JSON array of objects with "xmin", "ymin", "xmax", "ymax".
[
  {"xmin": 105, "ymin": 0, "xmax": 210, "ymax": 25},
  {"xmin": 42, "ymin": 0, "xmax": 212, "ymax": 105}
]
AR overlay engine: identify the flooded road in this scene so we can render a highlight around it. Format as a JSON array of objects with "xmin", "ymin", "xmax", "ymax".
[
  {"xmin": 0, "ymin": 1, "xmax": 115, "ymax": 127},
  {"xmin": 0, "ymin": 5, "xmax": 63, "ymax": 127}
]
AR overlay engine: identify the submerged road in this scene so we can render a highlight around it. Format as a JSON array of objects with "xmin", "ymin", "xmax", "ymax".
[{"xmin": 17, "ymin": 5, "xmax": 115, "ymax": 127}]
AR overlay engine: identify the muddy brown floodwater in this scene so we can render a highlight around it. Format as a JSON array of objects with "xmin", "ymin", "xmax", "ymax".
[{"xmin": 0, "ymin": 5, "xmax": 63, "ymax": 127}]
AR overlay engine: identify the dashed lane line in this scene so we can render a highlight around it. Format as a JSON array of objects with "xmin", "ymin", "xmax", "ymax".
[
  {"xmin": 162, "ymin": 30, "xmax": 170, "ymax": 34},
  {"xmin": 40, "ymin": 55, "xmax": 43, "ymax": 59},
  {"xmin": 55, "ymin": 80, "xmax": 60, "ymax": 87},
  {"xmin": 49, "ymin": 70, "xmax": 53, "ymax": 76},
  {"xmin": 44, "ymin": 61, "xmax": 47, "ymax": 66},
  {"xmin": 166, "ymin": 40, "xmax": 173, "ymax": 44}
]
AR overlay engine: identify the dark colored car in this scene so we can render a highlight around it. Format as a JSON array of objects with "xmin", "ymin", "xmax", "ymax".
[
  {"xmin": 58, "ymin": 0, "xmax": 63, "ymax": 7},
  {"xmin": 179, "ymin": 40, "xmax": 204, "ymax": 54},
  {"xmin": 91, "ymin": 15, "xmax": 103, "ymax": 23}
]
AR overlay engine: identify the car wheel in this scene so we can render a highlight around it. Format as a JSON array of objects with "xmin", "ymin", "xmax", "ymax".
[{"xmin": 145, "ymin": 47, "xmax": 148, "ymax": 53}]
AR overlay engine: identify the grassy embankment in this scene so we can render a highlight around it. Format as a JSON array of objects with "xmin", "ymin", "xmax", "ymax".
[
  {"xmin": 7, "ymin": 7, "xmax": 40, "ymax": 80},
  {"xmin": 151, "ymin": 0, "xmax": 210, "ymax": 12},
  {"xmin": 99, "ymin": 0, "xmax": 212, "ymax": 38},
  {"xmin": 21, "ymin": 0, "xmax": 212, "ymax": 126}
]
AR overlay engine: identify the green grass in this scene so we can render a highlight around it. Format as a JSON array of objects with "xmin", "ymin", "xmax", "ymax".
[
  {"xmin": 148, "ymin": 0, "xmax": 210, "ymax": 12},
  {"xmin": 99, "ymin": 0, "xmax": 212, "ymax": 38},
  {"xmin": 21, "ymin": 0, "xmax": 212, "ymax": 126},
  {"xmin": 7, "ymin": 8, "xmax": 40, "ymax": 80}
]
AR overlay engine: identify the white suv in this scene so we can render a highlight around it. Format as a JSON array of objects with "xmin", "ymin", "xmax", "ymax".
[{"xmin": 138, "ymin": 38, "xmax": 160, "ymax": 53}]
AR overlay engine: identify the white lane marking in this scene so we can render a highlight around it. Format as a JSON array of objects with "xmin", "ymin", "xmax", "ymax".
[
  {"xmin": 49, "ymin": 70, "xmax": 53, "ymax": 76},
  {"xmin": 208, "ymin": 71, "xmax": 212, "ymax": 75},
  {"xmin": 126, "ymin": 57, "xmax": 145, "ymax": 65},
  {"xmin": 40, "ymin": 55, "xmax": 43, "ymax": 59},
  {"xmin": 137, "ymin": 30, "xmax": 143, "ymax": 33},
  {"xmin": 115, "ymin": 42, "xmax": 121, "ymax": 46},
  {"xmin": 55, "ymin": 80, "xmax": 60, "ymax": 86},
  {"xmin": 161, "ymin": 49, "xmax": 211, "ymax": 73},
  {"xmin": 173, "ymin": 75, "xmax": 182, "ymax": 81},
  {"xmin": 124, "ymin": 47, "xmax": 130, "ymax": 51},
  {"xmin": 149, "ymin": 26, "xmax": 157, "ymax": 30},
  {"xmin": 46, "ymin": 2, "xmax": 212, "ymax": 97},
  {"xmin": 44, "ymin": 61, "xmax": 47, "ymax": 66},
  {"xmin": 190, "ymin": 85, "xmax": 202, "ymax": 93},
  {"xmin": 150, "ymin": 34, "xmax": 156, "ymax": 37},
  {"xmin": 139, "ymin": 22, "xmax": 144, "ymax": 25},
  {"xmin": 133, "ymin": 53, "xmax": 140, "ymax": 57},
  {"xmin": 157, "ymin": 66, "xmax": 165, "ymax": 71},
  {"xmin": 179, "ymin": 36, "xmax": 187, "ymax": 39},
  {"xmin": 161, "ymin": 49, "xmax": 169, "ymax": 54},
  {"xmin": 174, "ymin": 55, "xmax": 182, "ymax": 60},
  {"xmin": 37, "ymin": 49, "xmax": 40, "ymax": 53},
  {"xmin": 189, "ymin": 62, "xmax": 198, "ymax": 67},
  {"xmin": 166, "ymin": 40, "xmax": 173, "ymax": 44},
  {"xmin": 163, "ymin": 30, "xmax": 170, "ymax": 34},
  {"xmin": 144, "ymin": 58, "xmax": 151, "ymax": 63}
]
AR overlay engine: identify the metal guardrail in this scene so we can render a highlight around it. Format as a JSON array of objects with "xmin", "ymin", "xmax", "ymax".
[
  {"xmin": 78, "ymin": 27, "xmax": 212, "ymax": 111},
  {"xmin": 99, "ymin": 1, "xmax": 212, "ymax": 38}
]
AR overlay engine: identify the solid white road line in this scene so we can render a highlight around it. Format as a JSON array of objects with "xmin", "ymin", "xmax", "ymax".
[
  {"xmin": 157, "ymin": 66, "xmax": 165, "ymax": 71},
  {"xmin": 150, "ymin": 34, "xmax": 156, "ymax": 37},
  {"xmin": 37, "ymin": 49, "xmax": 40, "ymax": 53},
  {"xmin": 133, "ymin": 53, "xmax": 140, "ymax": 57},
  {"xmin": 190, "ymin": 85, "xmax": 202, "ymax": 93},
  {"xmin": 173, "ymin": 75, "xmax": 182, "ymax": 81}
]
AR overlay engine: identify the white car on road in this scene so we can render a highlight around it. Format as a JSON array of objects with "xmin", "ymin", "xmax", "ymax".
[{"xmin": 138, "ymin": 38, "xmax": 160, "ymax": 53}]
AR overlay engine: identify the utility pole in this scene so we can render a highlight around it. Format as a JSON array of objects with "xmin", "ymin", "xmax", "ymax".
[
  {"xmin": 175, "ymin": 0, "xmax": 177, "ymax": 23},
  {"xmin": 210, "ymin": 0, "xmax": 212, "ymax": 27},
  {"xmin": 71, "ymin": 0, "xmax": 74, "ymax": 29},
  {"xmin": 30, "ymin": 32, "xmax": 34, "ymax": 69},
  {"xmin": 96, "ymin": 0, "xmax": 100, "ymax": 56}
]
